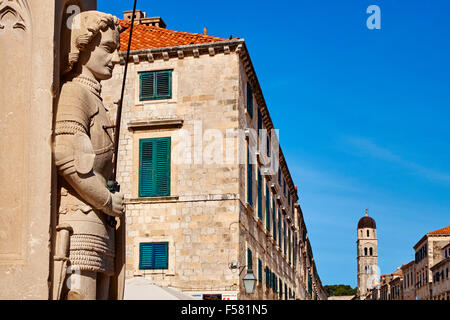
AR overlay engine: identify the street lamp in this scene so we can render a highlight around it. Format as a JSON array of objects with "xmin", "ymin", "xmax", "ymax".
[{"xmin": 243, "ymin": 268, "xmax": 257, "ymax": 294}]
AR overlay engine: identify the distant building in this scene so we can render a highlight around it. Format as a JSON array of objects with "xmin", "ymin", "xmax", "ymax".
[
  {"xmin": 102, "ymin": 9, "xmax": 326, "ymax": 300},
  {"xmin": 430, "ymin": 242, "xmax": 450, "ymax": 300},
  {"xmin": 389, "ymin": 268, "xmax": 404, "ymax": 300},
  {"xmin": 356, "ymin": 210, "xmax": 378, "ymax": 300},
  {"xmin": 413, "ymin": 226, "xmax": 450, "ymax": 300},
  {"xmin": 401, "ymin": 260, "xmax": 415, "ymax": 300}
]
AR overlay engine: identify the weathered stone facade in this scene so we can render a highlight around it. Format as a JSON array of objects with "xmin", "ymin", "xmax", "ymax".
[
  {"xmin": 430, "ymin": 243, "xmax": 450, "ymax": 300},
  {"xmin": 101, "ymin": 13, "xmax": 325, "ymax": 300},
  {"xmin": 0, "ymin": 0, "xmax": 97, "ymax": 300},
  {"xmin": 401, "ymin": 260, "xmax": 415, "ymax": 300}
]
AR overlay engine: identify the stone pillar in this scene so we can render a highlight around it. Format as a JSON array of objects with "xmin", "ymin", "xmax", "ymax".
[{"xmin": 0, "ymin": 0, "xmax": 96, "ymax": 300}]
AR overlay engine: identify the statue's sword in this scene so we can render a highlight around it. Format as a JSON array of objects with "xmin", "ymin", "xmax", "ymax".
[{"xmin": 106, "ymin": 0, "xmax": 138, "ymax": 300}]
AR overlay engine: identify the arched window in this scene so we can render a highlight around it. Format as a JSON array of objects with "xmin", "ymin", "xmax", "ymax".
[
  {"xmin": 369, "ymin": 247, "xmax": 373, "ymax": 256},
  {"xmin": 364, "ymin": 248, "xmax": 368, "ymax": 256},
  {"xmin": 367, "ymin": 230, "xmax": 370, "ymax": 237}
]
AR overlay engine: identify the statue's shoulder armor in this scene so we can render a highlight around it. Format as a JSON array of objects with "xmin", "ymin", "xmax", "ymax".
[{"xmin": 56, "ymin": 81, "xmax": 99, "ymax": 127}]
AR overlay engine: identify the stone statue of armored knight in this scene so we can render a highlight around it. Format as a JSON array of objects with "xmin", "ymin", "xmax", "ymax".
[{"xmin": 53, "ymin": 11, "xmax": 124, "ymax": 300}]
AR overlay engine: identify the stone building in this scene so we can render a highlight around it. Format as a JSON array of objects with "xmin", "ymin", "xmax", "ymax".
[
  {"xmin": 379, "ymin": 274, "xmax": 392, "ymax": 300},
  {"xmin": 356, "ymin": 210, "xmax": 378, "ymax": 299},
  {"xmin": 389, "ymin": 268, "xmax": 403, "ymax": 300},
  {"xmin": 413, "ymin": 226, "xmax": 450, "ymax": 300},
  {"xmin": 401, "ymin": 260, "xmax": 415, "ymax": 300},
  {"xmin": 431, "ymin": 242, "xmax": 450, "ymax": 300},
  {"xmin": 101, "ymin": 10, "xmax": 325, "ymax": 300}
]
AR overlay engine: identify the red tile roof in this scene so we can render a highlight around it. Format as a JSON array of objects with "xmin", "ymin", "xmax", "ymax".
[
  {"xmin": 428, "ymin": 225, "xmax": 450, "ymax": 235},
  {"xmin": 119, "ymin": 20, "xmax": 229, "ymax": 52}
]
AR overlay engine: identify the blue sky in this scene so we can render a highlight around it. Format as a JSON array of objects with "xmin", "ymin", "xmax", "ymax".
[{"xmin": 99, "ymin": 0, "xmax": 450, "ymax": 287}]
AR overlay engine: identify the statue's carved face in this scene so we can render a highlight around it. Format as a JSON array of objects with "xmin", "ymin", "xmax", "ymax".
[{"xmin": 81, "ymin": 25, "xmax": 120, "ymax": 81}]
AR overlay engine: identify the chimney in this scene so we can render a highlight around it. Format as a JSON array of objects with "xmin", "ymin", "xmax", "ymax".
[
  {"xmin": 123, "ymin": 9, "xmax": 146, "ymax": 22},
  {"xmin": 123, "ymin": 10, "xmax": 167, "ymax": 28},
  {"xmin": 203, "ymin": 27, "xmax": 207, "ymax": 35}
]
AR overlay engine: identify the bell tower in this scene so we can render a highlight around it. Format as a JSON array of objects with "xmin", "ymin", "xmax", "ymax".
[{"xmin": 357, "ymin": 209, "xmax": 378, "ymax": 299}]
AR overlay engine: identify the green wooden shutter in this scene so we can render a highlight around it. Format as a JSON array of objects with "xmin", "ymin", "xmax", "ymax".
[
  {"xmin": 140, "ymin": 70, "xmax": 172, "ymax": 101},
  {"xmin": 257, "ymin": 168, "xmax": 262, "ymax": 220},
  {"xmin": 272, "ymin": 199, "xmax": 276, "ymax": 241},
  {"xmin": 156, "ymin": 70, "xmax": 172, "ymax": 99},
  {"xmin": 258, "ymin": 259, "xmax": 262, "ymax": 282},
  {"xmin": 265, "ymin": 185, "xmax": 270, "ymax": 231},
  {"xmin": 284, "ymin": 219, "xmax": 287, "ymax": 256},
  {"xmin": 139, "ymin": 242, "xmax": 168, "ymax": 269},
  {"xmin": 288, "ymin": 228, "xmax": 291, "ymax": 263},
  {"xmin": 247, "ymin": 82, "xmax": 253, "ymax": 118},
  {"xmin": 247, "ymin": 248, "xmax": 252, "ymax": 270},
  {"xmin": 257, "ymin": 109, "xmax": 262, "ymax": 132},
  {"xmin": 140, "ymin": 72, "xmax": 155, "ymax": 100},
  {"xmin": 278, "ymin": 209, "xmax": 281, "ymax": 247},
  {"xmin": 247, "ymin": 146, "xmax": 253, "ymax": 206},
  {"xmin": 139, "ymin": 137, "xmax": 171, "ymax": 197}
]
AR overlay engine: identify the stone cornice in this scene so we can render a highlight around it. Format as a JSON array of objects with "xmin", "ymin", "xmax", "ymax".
[
  {"xmin": 236, "ymin": 42, "xmax": 299, "ymax": 206},
  {"xmin": 118, "ymin": 39, "xmax": 245, "ymax": 65}
]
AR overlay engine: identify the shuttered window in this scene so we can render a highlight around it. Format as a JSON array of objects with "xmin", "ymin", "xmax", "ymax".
[
  {"xmin": 139, "ymin": 242, "xmax": 169, "ymax": 270},
  {"xmin": 288, "ymin": 228, "xmax": 291, "ymax": 263},
  {"xmin": 139, "ymin": 70, "xmax": 172, "ymax": 101},
  {"xmin": 247, "ymin": 82, "xmax": 253, "ymax": 118},
  {"xmin": 258, "ymin": 258, "xmax": 263, "ymax": 282},
  {"xmin": 265, "ymin": 184, "xmax": 270, "ymax": 231},
  {"xmin": 257, "ymin": 168, "xmax": 262, "ymax": 220},
  {"xmin": 139, "ymin": 137, "xmax": 171, "ymax": 197},
  {"xmin": 247, "ymin": 248, "xmax": 253, "ymax": 270},
  {"xmin": 278, "ymin": 209, "xmax": 282, "ymax": 248},
  {"xmin": 272, "ymin": 199, "xmax": 276, "ymax": 241},
  {"xmin": 257, "ymin": 109, "xmax": 262, "ymax": 132},
  {"xmin": 247, "ymin": 145, "xmax": 253, "ymax": 206}
]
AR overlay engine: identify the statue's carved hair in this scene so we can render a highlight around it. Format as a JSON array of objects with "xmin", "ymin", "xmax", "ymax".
[{"xmin": 65, "ymin": 11, "xmax": 120, "ymax": 74}]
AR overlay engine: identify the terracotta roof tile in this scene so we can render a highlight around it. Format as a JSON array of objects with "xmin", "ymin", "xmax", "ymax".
[
  {"xmin": 428, "ymin": 225, "xmax": 450, "ymax": 235},
  {"xmin": 119, "ymin": 20, "xmax": 229, "ymax": 52}
]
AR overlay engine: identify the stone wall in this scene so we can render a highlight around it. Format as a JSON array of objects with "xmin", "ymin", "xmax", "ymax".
[{"xmin": 0, "ymin": 0, "xmax": 96, "ymax": 299}]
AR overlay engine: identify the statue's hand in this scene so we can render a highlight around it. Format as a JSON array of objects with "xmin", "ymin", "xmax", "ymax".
[{"xmin": 103, "ymin": 192, "xmax": 125, "ymax": 217}]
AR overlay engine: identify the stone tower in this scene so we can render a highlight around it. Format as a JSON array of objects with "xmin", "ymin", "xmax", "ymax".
[{"xmin": 357, "ymin": 209, "xmax": 378, "ymax": 299}]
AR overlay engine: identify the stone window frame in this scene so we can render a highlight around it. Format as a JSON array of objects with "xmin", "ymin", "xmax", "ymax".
[
  {"xmin": 133, "ymin": 236, "xmax": 176, "ymax": 276},
  {"xmin": 134, "ymin": 64, "xmax": 178, "ymax": 106}
]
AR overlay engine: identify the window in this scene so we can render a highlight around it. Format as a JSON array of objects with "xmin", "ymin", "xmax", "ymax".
[
  {"xmin": 266, "ymin": 184, "xmax": 270, "ymax": 231},
  {"xmin": 278, "ymin": 209, "xmax": 282, "ymax": 248},
  {"xmin": 364, "ymin": 248, "xmax": 368, "ymax": 256},
  {"xmin": 139, "ymin": 137, "xmax": 171, "ymax": 197},
  {"xmin": 369, "ymin": 247, "xmax": 373, "ymax": 256},
  {"xmin": 139, "ymin": 70, "xmax": 172, "ymax": 101},
  {"xmin": 266, "ymin": 134, "xmax": 271, "ymax": 157},
  {"xmin": 278, "ymin": 167, "xmax": 281, "ymax": 185},
  {"xmin": 283, "ymin": 219, "xmax": 287, "ymax": 256},
  {"xmin": 139, "ymin": 242, "xmax": 169, "ymax": 270},
  {"xmin": 367, "ymin": 230, "xmax": 370, "ymax": 237},
  {"xmin": 272, "ymin": 198, "xmax": 276, "ymax": 241},
  {"xmin": 258, "ymin": 259, "xmax": 263, "ymax": 282},
  {"xmin": 247, "ymin": 145, "xmax": 253, "ymax": 206},
  {"xmin": 247, "ymin": 82, "xmax": 253, "ymax": 118},
  {"xmin": 247, "ymin": 248, "xmax": 253, "ymax": 270},
  {"xmin": 257, "ymin": 109, "xmax": 262, "ymax": 133},
  {"xmin": 257, "ymin": 168, "xmax": 262, "ymax": 220}
]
